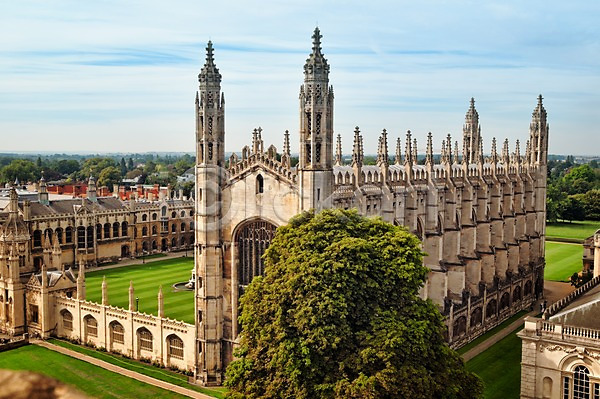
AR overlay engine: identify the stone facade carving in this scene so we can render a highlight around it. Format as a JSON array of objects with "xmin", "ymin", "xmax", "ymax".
[{"xmin": 194, "ymin": 28, "xmax": 549, "ymax": 384}]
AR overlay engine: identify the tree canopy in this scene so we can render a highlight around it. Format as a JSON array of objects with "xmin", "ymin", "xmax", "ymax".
[{"xmin": 225, "ymin": 209, "xmax": 483, "ymax": 399}]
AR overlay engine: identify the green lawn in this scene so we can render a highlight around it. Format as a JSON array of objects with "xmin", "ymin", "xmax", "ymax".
[
  {"xmin": 544, "ymin": 241, "xmax": 584, "ymax": 282},
  {"xmin": 466, "ymin": 328, "xmax": 523, "ymax": 399},
  {"xmin": 457, "ymin": 310, "xmax": 528, "ymax": 355},
  {"xmin": 50, "ymin": 339, "xmax": 226, "ymax": 398},
  {"xmin": 0, "ymin": 345, "xmax": 186, "ymax": 399},
  {"xmin": 546, "ymin": 220, "xmax": 599, "ymax": 241},
  {"xmin": 86, "ymin": 257, "xmax": 195, "ymax": 324}
]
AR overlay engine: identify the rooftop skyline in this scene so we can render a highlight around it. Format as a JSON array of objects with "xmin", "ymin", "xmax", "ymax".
[{"xmin": 2, "ymin": 1, "xmax": 599, "ymax": 155}]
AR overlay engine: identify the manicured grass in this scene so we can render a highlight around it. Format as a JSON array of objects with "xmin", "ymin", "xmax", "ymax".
[
  {"xmin": 0, "ymin": 345, "xmax": 186, "ymax": 399},
  {"xmin": 49, "ymin": 339, "xmax": 226, "ymax": 398},
  {"xmin": 466, "ymin": 328, "xmax": 523, "ymax": 399},
  {"xmin": 546, "ymin": 220, "xmax": 599, "ymax": 241},
  {"xmin": 86, "ymin": 257, "xmax": 195, "ymax": 323},
  {"xmin": 544, "ymin": 241, "xmax": 584, "ymax": 282},
  {"xmin": 457, "ymin": 310, "xmax": 528, "ymax": 355}
]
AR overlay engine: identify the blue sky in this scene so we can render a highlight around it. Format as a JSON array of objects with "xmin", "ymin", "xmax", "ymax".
[{"xmin": 1, "ymin": 1, "xmax": 599, "ymax": 155}]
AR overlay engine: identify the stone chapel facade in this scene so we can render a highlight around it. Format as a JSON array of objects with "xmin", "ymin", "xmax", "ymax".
[{"xmin": 194, "ymin": 28, "xmax": 549, "ymax": 384}]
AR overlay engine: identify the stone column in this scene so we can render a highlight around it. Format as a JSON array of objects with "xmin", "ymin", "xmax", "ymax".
[{"xmin": 594, "ymin": 232, "xmax": 600, "ymax": 278}]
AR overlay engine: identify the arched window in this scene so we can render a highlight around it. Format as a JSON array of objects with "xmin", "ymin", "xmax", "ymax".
[
  {"xmin": 180, "ymin": 211, "xmax": 185, "ymax": 217},
  {"xmin": 470, "ymin": 307, "xmax": 482, "ymax": 327},
  {"xmin": 237, "ymin": 220, "xmax": 277, "ymax": 289},
  {"xmin": 142, "ymin": 241, "xmax": 148, "ymax": 252},
  {"xmin": 77, "ymin": 226, "xmax": 86, "ymax": 248},
  {"xmin": 110, "ymin": 321, "xmax": 125, "ymax": 345},
  {"xmin": 171, "ymin": 211, "xmax": 176, "ymax": 219},
  {"xmin": 171, "ymin": 224, "xmax": 176, "ymax": 233},
  {"xmin": 524, "ymin": 280, "xmax": 533, "ymax": 297},
  {"xmin": 33, "ymin": 230, "xmax": 42, "ymax": 247},
  {"xmin": 180, "ymin": 223, "xmax": 185, "ymax": 232},
  {"xmin": 152, "ymin": 212, "xmax": 157, "ymax": 221},
  {"xmin": 167, "ymin": 334, "xmax": 184, "ymax": 360},
  {"xmin": 486, "ymin": 300, "xmax": 497, "ymax": 318},
  {"xmin": 500, "ymin": 292, "xmax": 510, "ymax": 310},
  {"xmin": 84, "ymin": 315, "xmax": 98, "ymax": 338},
  {"xmin": 573, "ymin": 365, "xmax": 590, "ymax": 399},
  {"xmin": 513, "ymin": 286, "xmax": 522, "ymax": 302},
  {"xmin": 453, "ymin": 316, "xmax": 466, "ymax": 337},
  {"xmin": 96, "ymin": 224, "xmax": 102, "ymax": 240},
  {"xmin": 86, "ymin": 226, "xmax": 94, "ymax": 248},
  {"xmin": 190, "ymin": 210, "xmax": 194, "ymax": 217},
  {"xmin": 61, "ymin": 310, "xmax": 73, "ymax": 332},
  {"xmin": 142, "ymin": 214, "xmax": 148, "ymax": 222},
  {"xmin": 152, "ymin": 225, "xmax": 157, "ymax": 235},
  {"xmin": 161, "ymin": 207, "xmax": 167, "ymax": 217},
  {"xmin": 55, "ymin": 228, "xmax": 63, "ymax": 244},
  {"xmin": 138, "ymin": 328, "xmax": 153, "ymax": 352},
  {"xmin": 256, "ymin": 174, "xmax": 264, "ymax": 194},
  {"xmin": 152, "ymin": 240, "xmax": 157, "ymax": 250},
  {"xmin": 122, "ymin": 221, "xmax": 128, "ymax": 237},
  {"xmin": 104, "ymin": 223, "xmax": 111, "ymax": 238},
  {"xmin": 171, "ymin": 238, "xmax": 176, "ymax": 247},
  {"xmin": 180, "ymin": 237, "xmax": 186, "ymax": 246},
  {"xmin": 65, "ymin": 227, "xmax": 73, "ymax": 243},
  {"xmin": 142, "ymin": 227, "xmax": 148, "ymax": 236},
  {"xmin": 113, "ymin": 222, "xmax": 120, "ymax": 238}
]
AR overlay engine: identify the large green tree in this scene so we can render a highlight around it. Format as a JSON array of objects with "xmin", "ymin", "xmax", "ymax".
[
  {"xmin": 0, "ymin": 159, "xmax": 40, "ymax": 183},
  {"xmin": 225, "ymin": 209, "xmax": 483, "ymax": 399}
]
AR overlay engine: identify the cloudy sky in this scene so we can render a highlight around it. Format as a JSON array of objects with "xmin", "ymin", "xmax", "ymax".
[{"xmin": 1, "ymin": 1, "xmax": 599, "ymax": 155}]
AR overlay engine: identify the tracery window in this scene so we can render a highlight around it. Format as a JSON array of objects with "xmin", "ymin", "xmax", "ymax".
[
  {"xmin": 85, "ymin": 315, "xmax": 98, "ymax": 338},
  {"xmin": 138, "ymin": 328, "xmax": 153, "ymax": 351},
  {"xmin": 62, "ymin": 310, "xmax": 73, "ymax": 331},
  {"xmin": 111, "ymin": 322, "xmax": 125, "ymax": 344},
  {"xmin": 237, "ymin": 220, "xmax": 277, "ymax": 289},
  {"xmin": 167, "ymin": 335, "xmax": 184, "ymax": 360},
  {"xmin": 574, "ymin": 365, "xmax": 590, "ymax": 399}
]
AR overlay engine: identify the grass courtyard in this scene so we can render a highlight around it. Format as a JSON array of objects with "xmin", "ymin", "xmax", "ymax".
[
  {"xmin": 86, "ymin": 257, "xmax": 195, "ymax": 324},
  {"xmin": 544, "ymin": 241, "xmax": 585, "ymax": 282},
  {"xmin": 466, "ymin": 328, "xmax": 523, "ymax": 399},
  {"xmin": 0, "ymin": 345, "xmax": 187, "ymax": 399},
  {"xmin": 546, "ymin": 220, "xmax": 599, "ymax": 242}
]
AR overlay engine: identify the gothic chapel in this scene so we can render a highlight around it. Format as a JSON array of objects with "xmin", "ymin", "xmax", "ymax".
[{"xmin": 194, "ymin": 28, "xmax": 548, "ymax": 384}]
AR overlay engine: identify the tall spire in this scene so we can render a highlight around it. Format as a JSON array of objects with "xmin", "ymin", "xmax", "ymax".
[
  {"xmin": 198, "ymin": 41, "xmax": 222, "ymax": 87},
  {"xmin": 335, "ymin": 134, "xmax": 343, "ymax": 166},
  {"xmin": 351, "ymin": 127, "xmax": 363, "ymax": 167},
  {"xmin": 377, "ymin": 129, "xmax": 389, "ymax": 166},
  {"xmin": 454, "ymin": 141, "xmax": 460, "ymax": 164},
  {"xmin": 412, "ymin": 138, "xmax": 418, "ymax": 164},
  {"xmin": 304, "ymin": 27, "xmax": 329, "ymax": 80},
  {"xmin": 529, "ymin": 94, "xmax": 549, "ymax": 165},
  {"xmin": 514, "ymin": 140, "xmax": 521, "ymax": 165},
  {"xmin": 463, "ymin": 97, "xmax": 482, "ymax": 164},
  {"xmin": 404, "ymin": 130, "xmax": 413, "ymax": 165},
  {"xmin": 395, "ymin": 137, "xmax": 402, "ymax": 165},
  {"xmin": 283, "ymin": 130, "xmax": 291, "ymax": 156},
  {"xmin": 441, "ymin": 139, "xmax": 449, "ymax": 164},
  {"xmin": 502, "ymin": 139, "xmax": 510, "ymax": 164},
  {"xmin": 491, "ymin": 137, "xmax": 498, "ymax": 164},
  {"xmin": 426, "ymin": 132, "xmax": 434, "ymax": 165}
]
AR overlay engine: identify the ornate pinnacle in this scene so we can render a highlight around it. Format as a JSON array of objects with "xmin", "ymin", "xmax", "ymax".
[
  {"xmin": 454, "ymin": 141, "xmax": 459, "ymax": 164},
  {"xmin": 395, "ymin": 137, "xmax": 402, "ymax": 165},
  {"xmin": 283, "ymin": 130, "xmax": 291, "ymax": 156},
  {"xmin": 377, "ymin": 129, "xmax": 389, "ymax": 166},
  {"xmin": 446, "ymin": 134, "xmax": 452, "ymax": 164},
  {"xmin": 412, "ymin": 138, "xmax": 418, "ymax": 164},
  {"xmin": 312, "ymin": 27, "xmax": 323, "ymax": 56},
  {"xmin": 502, "ymin": 139, "xmax": 510, "ymax": 163},
  {"xmin": 199, "ymin": 40, "xmax": 221, "ymax": 85},
  {"xmin": 335, "ymin": 133, "xmax": 343, "ymax": 165},
  {"xmin": 404, "ymin": 130, "xmax": 412, "ymax": 165},
  {"xmin": 491, "ymin": 137, "xmax": 498, "ymax": 163},
  {"xmin": 352, "ymin": 126, "xmax": 362, "ymax": 167},
  {"xmin": 514, "ymin": 140, "xmax": 521, "ymax": 164},
  {"xmin": 426, "ymin": 132, "xmax": 433, "ymax": 165}
]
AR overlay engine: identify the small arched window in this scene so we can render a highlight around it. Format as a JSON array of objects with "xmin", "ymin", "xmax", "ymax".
[
  {"xmin": 152, "ymin": 225, "xmax": 157, "ymax": 235},
  {"xmin": 256, "ymin": 174, "xmax": 264, "ymax": 194},
  {"xmin": 573, "ymin": 365, "xmax": 590, "ymax": 399},
  {"xmin": 142, "ymin": 214, "xmax": 148, "ymax": 222},
  {"xmin": 152, "ymin": 213, "xmax": 157, "ymax": 221},
  {"xmin": 171, "ymin": 211, "xmax": 177, "ymax": 218},
  {"xmin": 161, "ymin": 207, "xmax": 167, "ymax": 217}
]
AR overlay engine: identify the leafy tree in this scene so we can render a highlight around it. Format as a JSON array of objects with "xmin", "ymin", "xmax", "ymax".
[
  {"xmin": 80, "ymin": 157, "xmax": 117, "ymax": 180},
  {"xmin": 97, "ymin": 166, "xmax": 121, "ymax": 187},
  {"xmin": 120, "ymin": 157, "xmax": 127, "ymax": 176},
  {"xmin": 559, "ymin": 196, "xmax": 585, "ymax": 222},
  {"xmin": 127, "ymin": 157, "xmax": 134, "ymax": 171},
  {"xmin": 55, "ymin": 159, "xmax": 80, "ymax": 176},
  {"xmin": 0, "ymin": 160, "xmax": 40, "ymax": 184},
  {"xmin": 225, "ymin": 209, "xmax": 483, "ymax": 399},
  {"xmin": 581, "ymin": 189, "xmax": 600, "ymax": 220}
]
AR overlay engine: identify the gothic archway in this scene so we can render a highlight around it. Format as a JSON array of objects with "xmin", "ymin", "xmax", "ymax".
[{"xmin": 236, "ymin": 219, "xmax": 277, "ymax": 291}]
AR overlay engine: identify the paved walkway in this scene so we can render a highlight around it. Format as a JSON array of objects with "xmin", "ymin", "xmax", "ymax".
[
  {"xmin": 32, "ymin": 340, "xmax": 215, "ymax": 399},
  {"xmin": 462, "ymin": 280, "xmax": 577, "ymax": 362}
]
